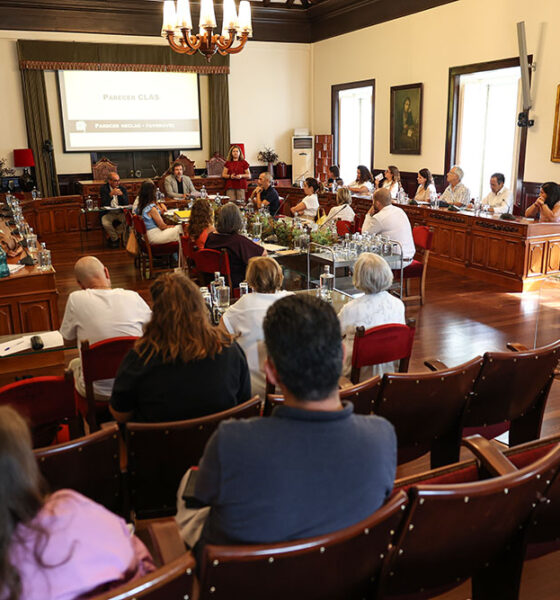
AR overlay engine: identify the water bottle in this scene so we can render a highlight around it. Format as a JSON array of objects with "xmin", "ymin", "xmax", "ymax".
[
  {"xmin": 0, "ymin": 247, "xmax": 9, "ymax": 278},
  {"xmin": 36, "ymin": 188, "xmax": 42, "ymax": 199},
  {"xmin": 319, "ymin": 265, "xmax": 335, "ymax": 301},
  {"xmin": 86, "ymin": 195, "xmax": 93, "ymax": 211},
  {"xmin": 210, "ymin": 272, "xmax": 222, "ymax": 304},
  {"xmin": 31, "ymin": 186, "xmax": 38, "ymax": 200},
  {"xmin": 39, "ymin": 242, "xmax": 51, "ymax": 271},
  {"xmin": 201, "ymin": 185, "xmax": 207, "ymax": 199},
  {"xmin": 5, "ymin": 191, "xmax": 13, "ymax": 208}
]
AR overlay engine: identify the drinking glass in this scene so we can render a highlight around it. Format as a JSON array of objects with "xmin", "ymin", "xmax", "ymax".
[
  {"xmin": 239, "ymin": 282, "xmax": 249, "ymax": 296},
  {"xmin": 217, "ymin": 285, "xmax": 231, "ymax": 311},
  {"xmin": 26, "ymin": 233, "xmax": 38, "ymax": 256},
  {"xmin": 252, "ymin": 221, "xmax": 262, "ymax": 242},
  {"xmin": 38, "ymin": 248, "xmax": 51, "ymax": 271}
]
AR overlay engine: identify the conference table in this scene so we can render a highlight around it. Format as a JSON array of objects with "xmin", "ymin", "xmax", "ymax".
[{"xmin": 276, "ymin": 187, "xmax": 560, "ymax": 292}]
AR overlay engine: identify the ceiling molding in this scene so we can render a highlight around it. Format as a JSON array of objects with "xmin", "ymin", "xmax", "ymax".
[{"xmin": 0, "ymin": 0, "xmax": 458, "ymax": 44}]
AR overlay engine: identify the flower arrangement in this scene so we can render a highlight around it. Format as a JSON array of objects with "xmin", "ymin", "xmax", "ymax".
[
  {"xmin": 0, "ymin": 158, "xmax": 15, "ymax": 177},
  {"xmin": 257, "ymin": 148, "xmax": 279, "ymax": 165},
  {"xmin": 247, "ymin": 213, "xmax": 338, "ymax": 248}
]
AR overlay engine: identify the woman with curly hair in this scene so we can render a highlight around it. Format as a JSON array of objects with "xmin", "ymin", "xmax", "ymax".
[
  {"xmin": 187, "ymin": 198, "xmax": 215, "ymax": 249},
  {"xmin": 110, "ymin": 271, "xmax": 251, "ymax": 423},
  {"xmin": 0, "ymin": 406, "xmax": 154, "ymax": 600}
]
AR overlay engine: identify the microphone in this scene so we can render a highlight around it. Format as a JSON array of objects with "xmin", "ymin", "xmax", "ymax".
[
  {"xmin": 151, "ymin": 164, "xmax": 158, "ymax": 177},
  {"xmin": 500, "ymin": 194, "xmax": 516, "ymax": 220}
]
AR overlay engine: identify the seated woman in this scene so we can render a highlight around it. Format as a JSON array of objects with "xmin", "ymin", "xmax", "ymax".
[
  {"xmin": 348, "ymin": 165, "xmax": 374, "ymax": 194},
  {"xmin": 376, "ymin": 165, "xmax": 401, "ymax": 199},
  {"xmin": 0, "ymin": 405, "xmax": 154, "ymax": 600},
  {"xmin": 525, "ymin": 181, "xmax": 560, "ymax": 223},
  {"xmin": 186, "ymin": 198, "xmax": 215, "ymax": 249},
  {"xmin": 327, "ymin": 165, "xmax": 344, "ymax": 187},
  {"xmin": 110, "ymin": 272, "xmax": 251, "ymax": 423},
  {"xmin": 320, "ymin": 187, "xmax": 355, "ymax": 230},
  {"xmin": 290, "ymin": 177, "xmax": 320, "ymax": 221},
  {"xmin": 338, "ymin": 252, "xmax": 405, "ymax": 381},
  {"xmin": 205, "ymin": 202, "xmax": 266, "ymax": 289},
  {"xmin": 135, "ymin": 180, "xmax": 182, "ymax": 244},
  {"xmin": 414, "ymin": 168, "xmax": 437, "ymax": 202},
  {"xmin": 221, "ymin": 256, "xmax": 292, "ymax": 400}
]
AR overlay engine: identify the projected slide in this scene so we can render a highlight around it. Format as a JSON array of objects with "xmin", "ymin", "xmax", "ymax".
[{"xmin": 58, "ymin": 70, "xmax": 201, "ymax": 152}]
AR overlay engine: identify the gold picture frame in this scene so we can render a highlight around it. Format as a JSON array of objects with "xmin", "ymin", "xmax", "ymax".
[{"xmin": 551, "ymin": 85, "xmax": 560, "ymax": 162}]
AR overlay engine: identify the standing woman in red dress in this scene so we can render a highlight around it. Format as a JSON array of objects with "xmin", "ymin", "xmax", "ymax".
[{"xmin": 222, "ymin": 145, "xmax": 251, "ymax": 203}]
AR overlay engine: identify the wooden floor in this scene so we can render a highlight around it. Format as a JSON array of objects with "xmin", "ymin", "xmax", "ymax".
[{"xmin": 29, "ymin": 230, "xmax": 560, "ymax": 599}]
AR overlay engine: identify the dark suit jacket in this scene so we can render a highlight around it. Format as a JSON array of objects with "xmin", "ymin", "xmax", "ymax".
[{"xmin": 100, "ymin": 183, "xmax": 129, "ymax": 217}]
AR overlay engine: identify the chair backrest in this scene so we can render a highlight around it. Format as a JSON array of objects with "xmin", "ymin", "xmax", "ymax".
[
  {"xmin": 81, "ymin": 336, "xmax": 138, "ymax": 385},
  {"xmin": 132, "ymin": 213, "xmax": 147, "ymax": 235},
  {"xmin": 336, "ymin": 220, "xmax": 353, "ymax": 237},
  {"xmin": 0, "ymin": 374, "xmax": 79, "ymax": 448},
  {"xmin": 412, "ymin": 225, "xmax": 434, "ymax": 251},
  {"xmin": 206, "ymin": 153, "xmax": 226, "ymax": 177},
  {"xmin": 381, "ymin": 442, "xmax": 560, "ymax": 598},
  {"xmin": 126, "ymin": 396, "xmax": 262, "ymax": 518},
  {"xmin": 197, "ymin": 491, "xmax": 408, "ymax": 600},
  {"xmin": 91, "ymin": 553, "xmax": 196, "ymax": 600},
  {"xmin": 34, "ymin": 424, "xmax": 124, "ymax": 516},
  {"xmin": 351, "ymin": 323, "xmax": 416, "ymax": 384},
  {"xmin": 180, "ymin": 235, "xmax": 197, "ymax": 260},
  {"xmin": 123, "ymin": 208, "xmax": 133, "ymax": 227},
  {"xmin": 92, "ymin": 157, "xmax": 118, "ymax": 181},
  {"xmin": 466, "ymin": 340, "xmax": 560, "ymax": 445},
  {"xmin": 193, "ymin": 249, "xmax": 233, "ymax": 288},
  {"xmin": 375, "ymin": 357, "xmax": 483, "ymax": 468}
]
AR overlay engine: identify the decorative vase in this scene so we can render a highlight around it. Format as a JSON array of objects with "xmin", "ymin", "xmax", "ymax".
[{"xmin": 267, "ymin": 162, "xmax": 274, "ymax": 176}]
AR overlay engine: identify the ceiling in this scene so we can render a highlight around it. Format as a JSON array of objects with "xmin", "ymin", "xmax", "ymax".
[{"xmin": 0, "ymin": 0, "xmax": 458, "ymax": 44}]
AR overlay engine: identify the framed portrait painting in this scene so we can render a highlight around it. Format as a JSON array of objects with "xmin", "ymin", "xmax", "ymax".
[{"xmin": 390, "ymin": 83, "xmax": 423, "ymax": 155}]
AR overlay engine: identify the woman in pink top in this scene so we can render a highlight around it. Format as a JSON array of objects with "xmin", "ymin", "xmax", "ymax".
[{"xmin": 0, "ymin": 406, "xmax": 154, "ymax": 600}]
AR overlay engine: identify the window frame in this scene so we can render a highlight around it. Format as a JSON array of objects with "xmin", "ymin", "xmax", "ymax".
[{"xmin": 331, "ymin": 79, "xmax": 376, "ymax": 174}]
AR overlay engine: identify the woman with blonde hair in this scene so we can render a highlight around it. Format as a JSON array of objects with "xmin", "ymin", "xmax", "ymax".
[
  {"xmin": 186, "ymin": 198, "xmax": 215, "ymax": 249},
  {"xmin": 110, "ymin": 271, "xmax": 251, "ymax": 422},
  {"xmin": 338, "ymin": 252, "xmax": 405, "ymax": 381},
  {"xmin": 221, "ymin": 256, "xmax": 292, "ymax": 399},
  {"xmin": 0, "ymin": 406, "xmax": 154, "ymax": 600},
  {"xmin": 321, "ymin": 187, "xmax": 356, "ymax": 230},
  {"xmin": 222, "ymin": 145, "xmax": 251, "ymax": 203}
]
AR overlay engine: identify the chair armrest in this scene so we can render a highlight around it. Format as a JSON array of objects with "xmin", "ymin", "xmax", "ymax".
[
  {"xmin": 147, "ymin": 518, "xmax": 187, "ymax": 565},
  {"xmin": 424, "ymin": 358, "xmax": 448, "ymax": 371},
  {"xmin": 406, "ymin": 317, "xmax": 416, "ymax": 328},
  {"xmin": 338, "ymin": 376, "xmax": 354, "ymax": 389},
  {"xmin": 507, "ymin": 342, "xmax": 529, "ymax": 352},
  {"xmin": 462, "ymin": 435, "xmax": 517, "ymax": 477}
]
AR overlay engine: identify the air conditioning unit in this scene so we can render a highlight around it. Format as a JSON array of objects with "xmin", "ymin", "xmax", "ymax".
[{"xmin": 291, "ymin": 136, "xmax": 314, "ymax": 184}]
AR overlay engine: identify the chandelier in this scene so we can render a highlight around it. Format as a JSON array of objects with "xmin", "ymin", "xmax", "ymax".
[{"xmin": 162, "ymin": 0, "xmax": 253, "ymax": 62}]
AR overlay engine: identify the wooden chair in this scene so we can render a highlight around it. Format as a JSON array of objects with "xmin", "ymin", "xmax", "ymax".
[
  {"xmin": 192, "ymin": 248, "xmax": 233, "ymax": 289},
  {"xmin": 382, "ymin": 437, "xmax": 560, "ymax": 599},
  {"xmin": 374, "ymin": 357, "xmax": 483, "ymax": 468},
  {"xmin": 132, "ymin": 214, "xmax": 179, "ymax": 280},
  {"xmin": 206, "ymin": 153, "xmax": 226, "ymax": 177},
  {"xmin": 92, "ymin": 157, "xmax": 118, "ymax": 181},
  {"xmin": 34, "ymin": 423, "xmax": 124, "ymax": 516},
  {"xmin": 126, "ymin": 396, "xmax": 262, "ymax": 519},
  {"xmin": 197, "ymin": 491, "xmax": 408, "ymax": 600},
  {"xmin": 0, "ymin": 372, "xmax": 83, "ymax": 448},
  {"xmin": 426, "ymin": 339, "xmax": 560, "ymax": 445},
  {"xmin": 77, "ymin": 336, "xmax": 138, "ymax": 431},
  {"xmin": 393, "ymin": 225, "xmax": 434, "ymax": 305},
  {"xmin": 179, "ymin": 235, "xmax": 198, "ymax": 279},
  {"xmin": 350, "ymin": 321, "xmax": 416, "ymax": 384}
]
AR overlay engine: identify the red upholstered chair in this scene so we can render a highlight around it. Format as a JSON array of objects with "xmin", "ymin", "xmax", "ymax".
[
  {"xmin": 350, "ymin": 322, "xmax": 416, "ymax": 384},
  {"xmin": 179, "ymin": 235, "xmax": 198, "ymax": 279},
  {"xmin": 394, "ymin": 225, "xmax": 434, "ymax": 305},
  {"xmin": 336, "ymin": 219, "xmax": 354, "ymax": 237},
  {"xmin": 193, "ymin": 248, "xmax": 234, "ymax": 290},
  {"xmin": 0, "ymin": 372, "xmax": 82, "ymax": 448},
  {"xmin": 132, "ymin": 214, "xmax": 179, "ymax": 280},
  {"xmin": 196, "ymin": 491, "xmax": 408, "ymax": 600},
  {"xmin": 76, "ymin": 336, "xmax": 138, "ymax": 431}
]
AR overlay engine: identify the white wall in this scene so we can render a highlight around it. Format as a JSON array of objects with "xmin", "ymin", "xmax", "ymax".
[
  {"xmin": 312, "ymin": 0, "xmax": 560, "ymax": 183},
  {"xmin": 0, "ymin": 30, "xmax": 311, "ymax": 175}
]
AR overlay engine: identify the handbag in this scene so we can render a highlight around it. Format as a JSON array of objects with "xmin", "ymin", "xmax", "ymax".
[
  {"xmin": 126, "ymin": 230, "xmax": 138, "ymax": 256},
  {"xmin": 316, "ymin": 207, "xmax": 328, "ymax": 226}
]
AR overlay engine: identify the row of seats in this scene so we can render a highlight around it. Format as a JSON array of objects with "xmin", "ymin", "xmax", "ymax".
[{"xmin": 90, "ymin": 433, "xmax": 560, "ymax": 599}]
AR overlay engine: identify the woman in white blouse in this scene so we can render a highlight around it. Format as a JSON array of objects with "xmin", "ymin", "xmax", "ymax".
[
  {"xmin": 338, "ymin": 252, "xmax": 405, "ymax": 381},
  {"xmin": 221, "ymin": 257, "xmax": 292, "ymax": 400},
  {"xmin": 376, "ymin": 165, "xmax": 401, "ymax": 199},
  {"xmin": 347, "ymin": 165, "xmax": 374, "ymax": 195},
  {"xmin": 291, "ymin": 177, "xmax": 320, "ymax": 221},
  {"xmin": 321, "ymin": 187, "xmax": 355, "ymax": 230},
  {"xmin": 414, "ymin": 168, "xmax": 437, "ymax": 202}
]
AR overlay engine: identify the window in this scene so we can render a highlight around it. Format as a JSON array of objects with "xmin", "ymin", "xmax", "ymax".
[
  {"xmin": 456, "ymin": 67, "xmax": 521, "ymax": 201},
  {"xmin": 332, "ymin": 80, "xmax": 375, "ymax": 185}
]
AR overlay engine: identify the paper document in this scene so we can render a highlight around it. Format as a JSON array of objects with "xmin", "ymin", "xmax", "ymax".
[
  {"xmin": 0, "ymin": 331, "xmax": 64, "ymax": 357},
  {"xmin": 8, "ymin": 264, "xmax": 24, "ymax": 275}
]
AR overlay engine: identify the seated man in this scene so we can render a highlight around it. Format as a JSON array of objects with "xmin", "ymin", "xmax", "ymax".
[
  {"xmin": 100, "ymin": 172, "xmax": 129, "ymax": 248},
  {"xmin": 60, "ymin": 256, "xmax": 152, "ymax": 402},
  {"xmin": 439, "ymin": 165, "xmax": 470, "ymax": 206},
  {"xmin": 176, "ymin": 294, "xmax": 396, "ymax": 554},
  {"xmin": 164, "ymin": 162, "xmax": 196, "ymax": 200},
  {"xmin": 480, "ymin": 172, "xmax": 513, "ymax": 214},
  {"xmin": 362, "ymin": 187, "xmax": 416, "ymax": 265},
  {"xmin": 252, "ymin": 172, "xmax": 280, "ymax": 215}
]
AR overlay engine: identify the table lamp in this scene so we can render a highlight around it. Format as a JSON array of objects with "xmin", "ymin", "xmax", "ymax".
[{"xmin": 13, "ymin": 148, "xmax": 35, "ymax": 191}]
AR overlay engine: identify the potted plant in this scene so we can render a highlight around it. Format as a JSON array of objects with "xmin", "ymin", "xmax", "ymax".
[{"xmin": 257, "ymin": 147, "xmax": 279, "ymax": 176}]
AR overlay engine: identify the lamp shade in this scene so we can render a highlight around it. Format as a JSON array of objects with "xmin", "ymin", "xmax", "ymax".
[{"xmin": 13, "ymin": 149, "xmax": 35, "ymax": 168}]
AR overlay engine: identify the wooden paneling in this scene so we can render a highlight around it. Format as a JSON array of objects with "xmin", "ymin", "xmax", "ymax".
[
  {"xmin": 0, "ymin": 304, "xmax": 15, "ymax": 336},
  {"xmin": 547, "ymin": 240, "xmax": 560, "ymax": 274},
  {"xmin": 21, "ymin": 195, "xmax": 84, "ymax": 236},
  {"xmin": 527, "ymin": 242, "xmax": 545, "ymax": 277},
  {"xmin": 19, "ymin": 300, "xmax": 54, "ymax": 332}
]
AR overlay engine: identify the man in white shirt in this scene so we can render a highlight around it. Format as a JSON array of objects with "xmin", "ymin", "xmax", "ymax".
[
  {"xmin": 60, "ymin": 256, "xmax": 152, "ymax": 401},
  {"xmin": 362, "ymin": 188, "xmax": 415, "ymax": 263},
  {"xmin": 481, "ymin": 172, "xmax": 513, "ymax": 214},
  {"xmin": 440, "ymin": 165, "xmax": 470, "ymax": 206}
]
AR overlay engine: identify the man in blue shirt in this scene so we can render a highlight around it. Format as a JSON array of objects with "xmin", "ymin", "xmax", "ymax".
[
  {"xmin": 252, "ymin": 171, "xmax": 280, "ymax": 215},
  {"xmin": 176, "ymin": 294, "xmax": 397, "ymax": 553}
]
